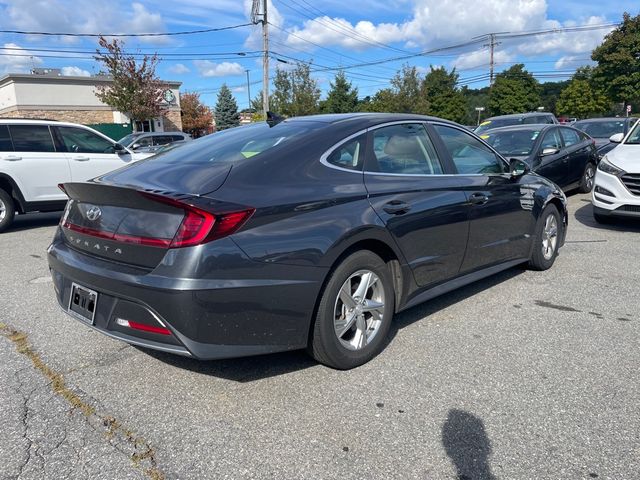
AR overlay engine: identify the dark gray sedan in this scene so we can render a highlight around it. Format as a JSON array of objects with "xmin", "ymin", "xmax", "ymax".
[
  {"xmin": 48, "ymin": 114, "xmax": 567, "ymax": 369},
  {"xmin": 481, "ymin": 124, "xmax": 599, "ymax": 193}
]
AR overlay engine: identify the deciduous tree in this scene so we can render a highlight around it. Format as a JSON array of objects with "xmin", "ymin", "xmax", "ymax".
[
  {"xmin": 422, "ymin": 66, "xmax": 466, "ymax": 123},
  {"xmin": 180, "ymin": 92, "xmax": 213, "ymax": 137},
  {"xmin": 488, "ymin": 64, "xmax": 541, "ymax": 115},
  {"xmin": 94, "ymin": 36, "xmax": 167, "ymax": 125}
]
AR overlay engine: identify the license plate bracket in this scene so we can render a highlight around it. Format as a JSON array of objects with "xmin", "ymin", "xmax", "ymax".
[{"xmin": 68, "ymin": 283, "xmax": 98, "ymax": 325}]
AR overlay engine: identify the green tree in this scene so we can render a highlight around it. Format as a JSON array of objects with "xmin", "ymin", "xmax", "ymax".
[
  {"xmin": 270, "ymin": 62, "xmax": 320, "ymax": 116},
  {"xmin": 180, "ymin": 92, "xmax": 213, "ymax": 137},
  {"xmin": 214, "ymin": 84, "xmax": 240, "ymax": 130},
  {"xmin": 488, "ymin": 64, "xmax": 541, "ymax": 115},
  {"xmin": 539, "ymin": 80, "xmax": 570, "ymax": 115},
  {"xmin": 592, "ymin": 13, "xmax": 640, "ymax": 109},
  {"xmin": 94, "ymin": 36, "xmax": 166, "ymax": 125},
  {"xmin": 422, "ymin": 66, "xmax": 466, "ymax": 123},
  {"xmin": 322, "ymin": 71, "xmax": 358, "ymax": 113},
  {"xmin": 365, "ymin": 64, "xmax": 428, "ymax": 114},
  {"xmin": 556, "ymin": 79, "xmax": 609, "ymax": 119}
]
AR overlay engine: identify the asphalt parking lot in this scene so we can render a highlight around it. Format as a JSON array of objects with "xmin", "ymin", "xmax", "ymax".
[{"xmin": 1, "ymin": 193, "xmax": 639, "ymax": 480}]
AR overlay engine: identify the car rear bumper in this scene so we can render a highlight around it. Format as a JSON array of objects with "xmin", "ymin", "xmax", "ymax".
[{"xmin": 47, "ymin": 233, "xmax": 326, "ymax": 360}]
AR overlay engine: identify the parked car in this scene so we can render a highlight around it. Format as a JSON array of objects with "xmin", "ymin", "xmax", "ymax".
[
  {"xmin": 480, "ymin": 124, "xmax": 598, "ymax": 193},
  {"xmin": 118, "ymin": 131, "xmax": 191, "ymax": 153},
  {"xmin": 592, "ymin": 121, "xmax": 640, "ymax": 223},
  {"xmin": 48, "ymin": 113, "xmax": 567, "ymax": 369},
  {"xmin": 0, "ymin": 119, "xmax": 153, "ymax": 232},
  {"xmin": 572, "ymin": 117, "xmax": 638, "ymax": 158},
  {"xmin": 474, "ymin": 112, "xmax": 558, "ymax": 135}
]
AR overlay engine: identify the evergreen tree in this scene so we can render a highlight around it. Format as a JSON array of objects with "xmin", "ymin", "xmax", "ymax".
[
  {"xmin": 322, "ymin": 71, "xmax": 358, "ymax": 113},
  {"xmin": 214, "ymin": 84, "xmax": 240, "ymax": 130},
  {"xmin": 422, "ymin": 66, "xmax": 466, "ymax": 123},
  {"xmin": 488, "ymin": 64, "xmax": 541, "ymax": 115}
]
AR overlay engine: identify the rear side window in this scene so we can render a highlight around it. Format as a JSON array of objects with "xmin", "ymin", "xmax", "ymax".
[
  {"xmin": 170, "ymin": 135, "xmax": 185, "ymax": 142},
  {"xmin": 57, "ymin": 127, "xmax": 116, "ymax": 154},
  {"xmin": 0, "ymin": 125, "xmax": 13, "ymax": 151},
  {"xmin": 541, "ymin": 129, "xmax": 562, "ymax": 150},
  {"xmin": 8, "ymin": 125, "xmax": 56, "ymax": 152},
  {"xmin": 560, "ymin": 128, "xmax": 580, "ymax": 147},
  {"xmin": 325, "ymin": 134, "xmax": 365, "ymax": 171},
  {"xmin": 434, "ymin": 124, "xmax": 506, "ymax": 174},
  {"xmin": 369, "ymin": 124, "xmax": 443, "ymax": 175}
]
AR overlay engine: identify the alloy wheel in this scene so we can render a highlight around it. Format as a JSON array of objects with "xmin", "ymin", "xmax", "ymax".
[
  {"xmin": 333, "ymin": 270, "xmax": 386, "ymax": 351},
  {"xmin": 541, "ymin": 214, "xmax": 558, "ymax": 260},
  {"xmin": 0, "ymin": 198, "xmax": 6, "ymax": 222},
  {"xmin": 585, "ymin": 165, "xmax": 595, "ymax": 191}
]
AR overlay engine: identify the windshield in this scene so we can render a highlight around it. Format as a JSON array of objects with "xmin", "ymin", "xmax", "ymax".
[
  {"xmin": 625, "ymin": 120, "xmax": 640, "ymax": 145},
  {"xmin": 475, "ymin": 118, "xmax": 522, "ymax": 135},
  {"xmin": 573, "ymin": 120, "xmax": 626, "ymax": 138},
  {"xmin": 481, "ymin": 129, "xmax": 541, "ymax": 156},
  {"xmin": 117, "ymin": 133, "xmax": 139, "ymax": 146}
]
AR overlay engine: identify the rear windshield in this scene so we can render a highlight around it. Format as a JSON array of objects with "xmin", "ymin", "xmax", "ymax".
[
  {"xmin": 475, "ymin": 118, "xmax": 522, "ymax": 135},
  {"xmin": 573, "ymin": 120, "xmax": 626, "ymax": 138},
  {"xmin": 148, "ymin": 121, "xmax": 321, "ymax": 166},
  {"xmin": 481, "ymin": 129, "xmax": 541, "ymax": 156}
]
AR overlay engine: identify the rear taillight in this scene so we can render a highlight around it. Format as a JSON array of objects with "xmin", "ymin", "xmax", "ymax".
[{"xmin": 140, "ymin": 192, "xmax": 255, "ymax": 248}]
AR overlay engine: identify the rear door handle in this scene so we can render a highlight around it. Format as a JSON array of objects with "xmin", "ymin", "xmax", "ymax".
[
  {"xmin": 383, "ymin": 200, "xmax": 411, "ymax": 215},
  {"xmin": 72, "ymin": 156, "xmax": 90, "ymax": 162},
  {"xmin": 469, "ymin": 193, "xmax": 489, "ymax": 205},
  {"xmin": 3, "ymin": 155, "xmax": 22, "ymax": 161}
]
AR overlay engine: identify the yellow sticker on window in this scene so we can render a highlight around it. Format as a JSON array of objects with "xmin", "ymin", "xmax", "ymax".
[
  {"xmin": 241, "ymin": 151, "xmax": 259, "ymax": 158},
  {"xmin": 479, "ymin": 121, "xmax": 491, "ymax": 126},
  {"xmin": 480, "ymin": 135, "xmax": 490, "ymax": 140}
]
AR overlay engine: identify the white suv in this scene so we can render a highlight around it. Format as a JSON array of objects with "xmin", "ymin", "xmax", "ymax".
[
  {"xmin": 592, "ymin": 118, "xmax": 640, "ymax": 223},
  {"xmin": 0, "ymin": 119, "xmax": 153, "ymax": 232}
]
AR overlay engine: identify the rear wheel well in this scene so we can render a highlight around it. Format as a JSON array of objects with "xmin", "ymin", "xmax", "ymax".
[
  {"xmin": 307, "ymin": 239, "xmax": 403, "ymax": 346},
  {"xmin": 0, "ymin": 176, "xmax": 22, "ymax": 214}
]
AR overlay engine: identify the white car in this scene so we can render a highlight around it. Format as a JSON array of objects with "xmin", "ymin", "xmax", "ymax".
[
  {"xmin": 592, "ymin": 119, "xmax": 640, "ymax": 223},
  {"xmin": 0, "ymin": 119, "xmax": 153, "ymax": 232}
]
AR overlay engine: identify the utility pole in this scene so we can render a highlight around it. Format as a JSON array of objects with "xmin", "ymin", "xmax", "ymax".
[
  {"xmin": 483, "ymin": 32, "xmax": 502, "ymax": 87},
  {"xmin": 245, "ymin": 69, "xmax": 251, "ymax": 111},
  {"xmin": 262, "ymin": 0, "xmax": 269, "ymax": 115}
]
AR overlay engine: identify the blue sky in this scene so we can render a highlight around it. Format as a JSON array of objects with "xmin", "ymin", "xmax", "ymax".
[{"xmin": 0, "ymin": 0, "xmax": 637, "ymax": 110}]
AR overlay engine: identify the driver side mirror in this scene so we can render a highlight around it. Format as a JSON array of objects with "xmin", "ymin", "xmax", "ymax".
[
  {"xmin": 510, "ymin": 158, "xmax": 530, "ymax": 177},
  {"xmin": 114, "ymin": 143, "xmax": 126, "ymax": 155},
  {"xmin": 609, "ymin": 133, "xmax": 624, "ymax": 143},
  {"xmin": 130, "ymin": 142, "xmax": 141, "ymax": 150},
  {"xmin": 541, "ymin": 147, "xmax": 559, "ymax": 156}
]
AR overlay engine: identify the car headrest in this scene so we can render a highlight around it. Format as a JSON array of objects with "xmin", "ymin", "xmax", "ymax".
[{"xmin": 383, "ymin": 135, "xmax": 421, "ymax": 156}]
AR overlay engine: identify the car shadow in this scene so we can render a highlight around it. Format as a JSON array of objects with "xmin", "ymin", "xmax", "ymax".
[
  {"xmin": 442, "ymin": 409, "xmax": 496, "ymax": 480},
  {"xmin": 141, "ymin": 266, "xmax": 525, "ymax": 382},
  {"xmin": 573, "ymin": 201, "xmax": 640, "ymax": 232},
  {"xmin": 6, "ymin": 212, "xmax": 62, "ymax": 232}
]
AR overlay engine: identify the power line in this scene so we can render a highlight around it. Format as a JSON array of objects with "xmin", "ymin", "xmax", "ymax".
[{"xmin": 0, "ymin": 23, "xmax": 253, "ymax": 37}]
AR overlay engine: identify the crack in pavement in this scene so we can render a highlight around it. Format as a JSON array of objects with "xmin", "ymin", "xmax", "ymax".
[{"xmin": 0, "ymin": 322, "xmax": 165, "ymax": 480}]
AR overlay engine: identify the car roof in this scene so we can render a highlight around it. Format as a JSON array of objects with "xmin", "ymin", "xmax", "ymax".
[
  {"xmin": 479, "ymin": 124, "xmax": 557, "ymax": 133},
  {"xmin": 134, "ymin": 131, "xmax": 188, "ymax": 136},
  {"xmin": 573, "ymin": 117, "xmax": 630, "ymax": 123},
  {"xmin": 0, "ymin": 118, "xmax": 95, "ymax": 128},
  {"xmin": 485, "ymin": 112, "xmax": 555, "ymax": 121},
  {"xmin": 281, "ymin": 112, "xmax": 462, "ymax": 129}
]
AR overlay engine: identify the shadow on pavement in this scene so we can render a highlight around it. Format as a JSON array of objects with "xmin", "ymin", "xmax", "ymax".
[
  {"xmin": 574, "ymin": 202, "xmax": 640, "ymax": 233},
  {"xmin": 442, "ymin": 409, "xmax": 496, "ymax": 480},
  {"xmin": 6, "ymin": 212, "xmax": 62, "ymax": 232},
  {"xmin": 141, "ymin": 265, "xmax": 525, "ymax": 382}
]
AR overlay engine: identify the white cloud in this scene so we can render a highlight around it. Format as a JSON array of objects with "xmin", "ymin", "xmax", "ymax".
[
  {"xmin": 453, "ymin": 49, "xmax": 514, "ymax": 70},
  {"xmin": 60, "ymin": 66, "xmax": 91, "ymax": 76},
  {"xmin": 0, "ymin": 43, "xmax": 43, "ymax": 74},
  {"xmin": 232, "ymin": 86, "xmax": 246, "ymax": 93},
  {"xmin": 193, "ymin": 60, "xmax": 244, "ymax": 77},
  {"xmin": 168, "ymin": 63, "xmax": 191, "ymax": 74},
  {"xmin": 2, "ymin": 0, "xmax": 169, "ymax": 45}
]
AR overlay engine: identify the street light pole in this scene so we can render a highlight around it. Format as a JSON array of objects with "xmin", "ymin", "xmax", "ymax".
[
  {"xmin": 245, "ymin": 69, "xmax": 251, "ymax": 111},
  {"xmin": 475, "ymin": 106, "xmax": 485, "ymax": 126}
]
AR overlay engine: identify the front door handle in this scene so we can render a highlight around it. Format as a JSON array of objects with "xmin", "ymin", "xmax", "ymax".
[
  {"xmin": 3, "ymin": 155, "xmax": 22, "ymax": 161},
  {"xmin": 469, "ymin": 192, "xmax": 489, "ymax": 205},
  {"xmin": 72, "ymin": 156, "xmax": 90, "ymax": 162},
  {"xmin": 383, "ymin": 200, "xmax": 411, "ymax": 215}
]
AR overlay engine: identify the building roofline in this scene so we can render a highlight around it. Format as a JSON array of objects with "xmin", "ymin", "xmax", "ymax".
[{"xmin": 0, "ymin": 73, "xmax": 181, "ymax": 88}]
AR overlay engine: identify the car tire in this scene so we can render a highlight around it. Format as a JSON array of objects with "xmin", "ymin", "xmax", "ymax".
[
  {"xmin": 309, "ymin": 250, "xmax": 395, "ymax": 370},
  {"xmin": 0, "ymin": 188, "xmax": 15, "ymax": 233},
  {"xmin": 579, "ymin": 162, "xmax": 596, "ymax": 193},
  {"xmin": 528, "ymin": 204, "xmax": 561, "ymax": 271}
]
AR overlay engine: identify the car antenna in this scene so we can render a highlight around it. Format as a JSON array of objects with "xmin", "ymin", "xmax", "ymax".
[{"xmin": 266, "ymin": 111, "xmax": 285, "ymax": 127}]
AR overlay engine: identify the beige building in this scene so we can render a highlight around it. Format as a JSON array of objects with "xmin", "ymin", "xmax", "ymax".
[{"xmin": 0, "ymin": 69, "xmax": 182, "ymax": 132}]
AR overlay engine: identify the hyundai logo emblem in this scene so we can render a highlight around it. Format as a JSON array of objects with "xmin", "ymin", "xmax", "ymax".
[{"xmin": 86, "ymin": 206, "xmax": 102, "ymax": 221}]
